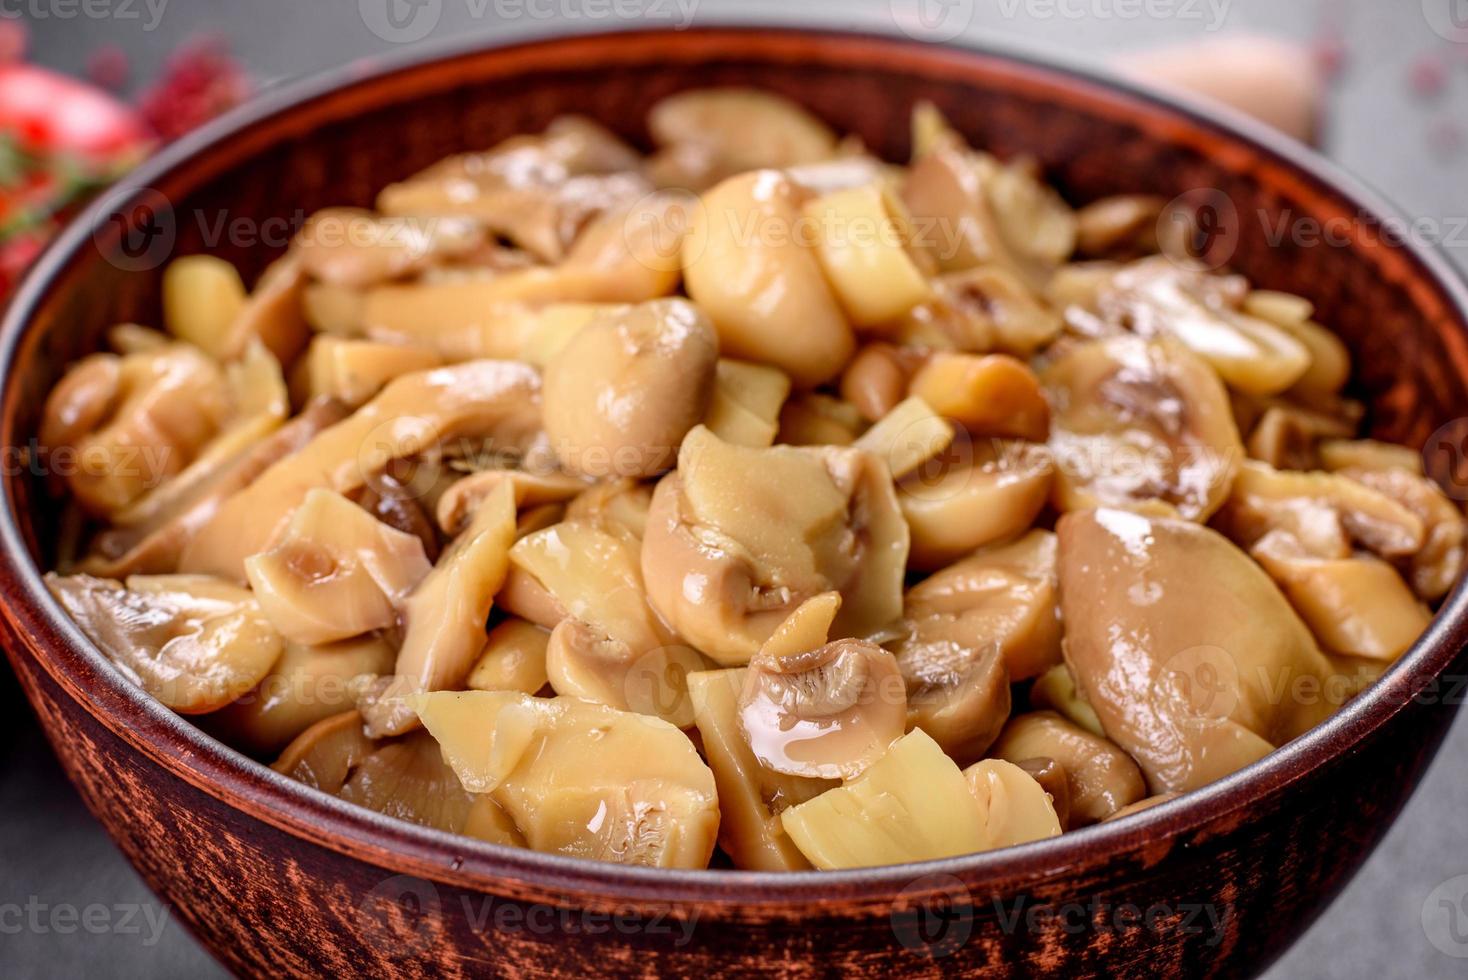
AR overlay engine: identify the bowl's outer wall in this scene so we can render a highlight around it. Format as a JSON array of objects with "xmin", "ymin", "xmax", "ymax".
[{"xmin": 3, "ymin": 28, "xmax": 1468, "ymax": 979}]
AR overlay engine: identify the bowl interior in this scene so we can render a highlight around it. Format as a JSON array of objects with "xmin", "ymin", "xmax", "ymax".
[{"xmin": 4, "ymin": 27, "xmax": 1468, "ymax": 897}]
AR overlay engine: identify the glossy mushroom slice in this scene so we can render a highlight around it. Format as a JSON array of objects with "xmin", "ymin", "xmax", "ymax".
[
  {"xmin": 897, "ymin": 439, "xmax": 1055, "ymax": 571},
  {"xmin": 180, "ymin": 359, "xmax": 541, "ymax": 581},
  {"xmin": 272, "ymin": 710, "xmax": 377, "ymax": 794},
  {"xmin": 803, "ymin": 183, "xmax": 933, "ymax": 327},
  {"xmin": 41, "ymin": 343, "xmax": 231, "ymax": 517},
  {"xmin": 542, "ymin": 298, "xmax": 719, "ymax": 480},
  {"xmin": 907, "ymin": 352, "xmax": 1049, "ymax": 442},
  {"xmin": 46, "ymin": 572, "xmax": 283, "ymax": 714},
  {"xmin": 683, "ymin": 170, "xmax": 854, "ymax": 387},
  {"xmin": 413, "ymin": 691, "xmax": 719, "ymax": 868},
  {"xmin": 1336, "ymin": 466, "xmax": 1466, "ymax": 601},
  {"xmin": 687, "ymin": 668, "xmax": 835, "ymax": 871},
  {"xmin": 645, "ymin": 88, "xmax": 838, "ymax": 190},
  {"xmin": 376, "ymin": 116, "xmax": 645, "ymax": 263},
  {"xmin": 851, "ymin": 396, "xmax": 955, "ymax": 480},
  {"xmin": 361, "ymin": 481, "xmax": 518, "ymax": 737},
  {"xmin": 780, "ymin": 729, "xmax": 987, "ymax": 870},
  {"xmin": 208, "ymin": 635, "xmax": 396, "ymax": 755},
  {"xmin": 1028, "ymin": 663, "xmax": 1106, "ymax": 737},
  {"xmin": 1058, "ymin": 509, "xmax": 1338, "ymax": 793},
  {"xmin": 435, "ymin": 468, "xmax": 588, "ymax": 536},
  {"xmin": 161, "ymin": 255, "xmax": 246, "ymax": 358},
  {"xmin": 961, "ymin": 759, "xmax": 1064, "ymax": 847},
  {"xmin": 244, "ymin": 488, "xmax": 432, "ymax": 646},
  {"xmin": 702, "ymin": 358, "xmax": 792, "ymax": 449},
  {"xmin": 294, "ymin": 208, "xmax": 483, "ymax": 287},
  {"xmin": 1042, "ymin": 335, "xmax": 1243, "ymax": 522},
  {"xmin": 737, "ymin": 595, "xmax": 907, "ymax": 780},
  {"xmin": 466, "ymin": 618, "xmax": 550, "ymax": 695},
  {"xmin": 511, "ymin": 519, "xmax": 706, "ymax": 728},
  {"xmin": 294, "ymin": 336, "xmax": 442, "ymax": 409},
  {"xmin": 562, "ymin": 478, "xmax": 655, "ymax": 539},
  {"xmin": 1086, "ymin": 257, "xmax": 1312, "ymax": 396},
  {"xmin": 991, "ymin": 711, "xmax": 1147, "ymax": 827},
  {"xmin": 892, "ymin": 267, "xmax": 1062, "ymax": 357},
  {"xmin": 641, "ymin": 425, "xmax": 909, "ymax": 665},
  {"xmin": 221, "ymin": 254, "xmax": 311, "ymax": 365},
  {"xmin": 80, "ymin": 397, "xmax": 351, "ymax": 578}
]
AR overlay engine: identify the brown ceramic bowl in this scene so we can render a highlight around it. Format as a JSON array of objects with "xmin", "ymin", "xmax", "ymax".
[{"xmin": 3, "ymin": 27, "xmax": 1467, "ymax": 979}]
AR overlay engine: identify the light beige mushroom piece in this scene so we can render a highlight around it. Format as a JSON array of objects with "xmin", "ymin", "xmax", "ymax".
[
  {"xmin": 892, "ymin": 267, "xmax": 1062, "ymax": 357},
  {"xmin": 839, "ymin": 343, "xmax": 917, "ymax": 423},
  {"xmin": 1058, "ymin": 508, "xmax": 1338, "ymax": 794},
  {"xmin": 41, "ymin": 343, "xmax": 231, "ymax": 517},
  {"xmin": 244, "ymin": 488, "xmax": 432, "ymax": 647},
  {"xmin": 641, "ymin": 425, "xmax": 909, "ymax": 665},
  {"xmin": 294, "ymin": 336, "xmax": 442, "ymax": 409},
  {"xmin": 1028, "ymin": 663, "xmax": 1106, "ymax": 737},
  {"xmin": 776, "ymin": 393, "xmax": 865, "ymax": 447},
  {"xmin": 272, "ymin": 710, "xmax": 377, "ymax": 794},
  {"xmin": 361, "ymin": 481, "xmax": 518, "ymax": 737},
  {"xmin": 562, "ymin": 478, "xmax": 654, "ymax": 539},
  {"xmin": 376, "ymin": 116, "xmax": 645, "ymax": 263},
  {"xmin": 908, "ymin": 352, "xmax": 1049, "ymax": 443},
  {"xmin": 687, "ymin": 668, "xmax": 835, "ymax": 871},
  {"xmin": 413, "ymin": 691, "xmax": 719, "ymax": 868},
  {"xmin": 1012, "ymin": 757, "xmax": 1072, "ymax": 829},
  {"xmin": 1073, "ymin": 195, "xmax": 1165, "ymax": 258},
  {"xmin": 991, "ymin": 711, "xmax": 1147, "ymax": 827},
  {"xmin": 702, "ymin": 358, "xmax": 792, "ymax": 448},
  {"xmin": 46, "ymin": 572, "xmax": 283, "ymax": 714},
  {"xmin": 466, "ymin": 618, "xmax": 550, "ymax": 695},
  {"xmin": 645, "ymin": 88, "xmax": 838, "ymax": 190},
  {"xmin": 737, "ymin": 594, "xmax": 907, "ymax": 780},
  {"xmin": 1042, "ymin": 335, "xmax": 1243, "ymax": 522},
  {"xmin": 780, "ymin": 728, "xmax": 988, "ymax": 870},
  {"xmin": 1318, "ymin": 439, "xmax": 1424, "ymax": 475},
  {"xmin": 542, "ymin": 298, "xmax": 719, "ymax": 479},
  {"xmin": 208, "ymin": 635, "xmax": 396, "ymax": 755},
  {"xmin": 1241, "ymin": 291, "xmax": 1351, "ymax": 404},
  {"xmin": 180, "ymin": 359, "xmax": 541, "ymax": 582},
  {"xmin": 161, "ymin": 255, "xmax": 246, "ymax": 358},
  {"xmin": 961, "ymin": 759, "xmax": 1064, "ymax": 847},
  {"xmin": 511, "ymin": 519, "xmax": 706, "ymax": 728},
  {"xmin": 1338, "ymin": 465, "xmax": 1466, "ymax": 601},
  {"xmin": 898, "ymin": 439, "xmax": 1055, "ymax": 571},
  {"xmin": 1086, "ymin": 257, "xmax": 1312, "ymax": 396},
  {"xmin": 1244, "ymin": 403, "xmax": 1354, "ymax": 471},
  {"xmin": 294, "ymin": 208, "xmax": 483, "ymax": 287},
  {"xmin": 435, "ymin": 468, "xmax": 589, "ymax": 536},
  {"xmin": 221, "ymin": 254, "xmax": 311, "ymax": 365},
  {"xmin": 851, "ymin": 396, "xmax": 955, "ymax": 480},
  {"xmin": 683, "ymin": 170, "xmax": 854, "ymax": 387}
]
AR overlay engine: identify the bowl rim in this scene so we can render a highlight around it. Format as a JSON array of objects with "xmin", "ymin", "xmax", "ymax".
[{"xmin": 3, "ymin": 24, "xmax": 1467, "ymax": 910}]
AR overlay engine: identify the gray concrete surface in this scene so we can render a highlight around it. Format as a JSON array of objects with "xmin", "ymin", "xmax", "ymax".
[{"xmin": 4, "ymin": 1, "xmax": 1467, "ymax": 977}]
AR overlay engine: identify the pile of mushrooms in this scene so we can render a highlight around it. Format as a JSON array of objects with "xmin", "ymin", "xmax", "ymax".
[{"xmin": 40, "ymin": 91, "xmax": 1463, "ymax": 871}]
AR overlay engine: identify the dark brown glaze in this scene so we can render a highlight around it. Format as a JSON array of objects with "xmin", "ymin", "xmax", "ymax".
[{"xmin": 2, "ymin": 28, "xmax": 1467, "ymax": 978}]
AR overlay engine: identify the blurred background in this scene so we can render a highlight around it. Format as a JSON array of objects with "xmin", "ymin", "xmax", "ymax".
[{"xmin": 3, "ymin": 1, "xmax": 1467, "ymax": 977}]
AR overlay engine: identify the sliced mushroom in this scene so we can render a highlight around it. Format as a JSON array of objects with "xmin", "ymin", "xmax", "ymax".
[
  {"xmin": 337, "ymin": 730, "xmax": 524, "ymax": 847},
  {"xmin": 222, "ymin": 254, "xmax": 311, "ymax": 365},
  {"xmin": 294, "ymin": 336, "xmax": 441, "ymax": 409},
  {"xmin": 687, "ymin": 668, "xmax": 835, "ymax": 871},
  {"xmin": 376, "ymin": 116, "xmax": 644, "ymax": 263},
  {"xmin": 897, "ymin": 439, "xmax": 1054, "ymax": 571},
  {"xmin": 641, "ymin": 425, "xmax": 908, "ymax": 665},
  {"xmin": 1087, "ymin": 257, "xmax": 1311, "ymax": 396},
  {"xmin": 161, "ymin": 255, "xmax": 246, "ymax": 358},
  {"xmin": 271, "ymin": 710, "xmax": 377, "ymax": 794},
  {"xmin": 908, "ymin": 352, "xmax": 1049, "ymax": 442},
  {"xmin": 1012, "ymin": 757, "xmax": 1072, "ymax": 829},
  {"xmin": 466, "ymin": 618, "xmax": 550, "ymax": 695},
  {"xmin": 1338, "ymin": 466, "xmax": 1466, "ymax": 600},
  {"xmin": 1074, "ymin": 195, "xmax": 1166, "ymax": 258},
  {"xmin": 1251, "ymin": 530, "xmax": 1431, "ymax": 662},
  {"xmin": 646, "ymin": 88, "xmax": 837, "ymax": 190},
  {"xmin": 738, "ymin": 603, "xmax": 906, "ymax": 780},
  {"xmin": 543, "ymin": 298, "xmax": 719, "ymax": 479},
  {"xmin": 41, "ymin": 343, "xmax": 231, "ymax": 517},
  {"xmin": 361, "ymin": 480, "xmax": 518, "ymax": 737},
  {"xmin": 780, "ymin": 728, "xmax": 987, "ymax": 870},
  {"xmin": 961, "ymin": 759, "xmax": 1063, "ymax": 847},
  {"xmin": 244, "ymin": 488, "xmax": 432, "ymax": 646},
  {"xmin": 893, "ymin": 267, "xmax": 1062, "ymax": 357},
  {"xmin": 208, "ymin": 635, "xmax": 396, "ymax": 755},
  {"xmin": 804, "ymin": 183, "xmax": 932, "ymax": 327},
  {"xmin": 46, "ymin": 572, "xmax": 283, "ymax": 714},
  {"xmin": 295, "ymin": 208, "xmax": 483, "ymax": 287},
  {"xmin": 1319, "ymin": 439, "xmax": 1424, "ymax": 475},
  {"xmin": 1058, "ymin": 508, "xmax": 1337, "ymax": 793},
  {"xmin": 1042, "ymin": 335, "xmax": 1242, "ymax": 522},
  {"xmin": 495, "ymin": 566, "xmax": 568, "ymax": 630},
  {"xmin": 435, "ymin": 468, "xmax": 588, "ymax": 536},
  {"xmin": 1028, "ymin": 663, "xmax": 1105, "ymax": 737},
  {"xmin": 851, "ymin": 396, "xmax": 955, "ymax": 480},
  {"xmin": 702, "ymin": 358, "xmax": 792, "ymax": 448},
  {"xmin": 512, "ymin": 519, "xmax": 705, "ymax": 727},
  {"xmin": 79, "ymin": 398, "xmax": 350, "ymax": 578},
  {"xmin": 776, "ymin": 393, "xmax": 865, "ymax": 447},
  {"xmin": 180, "ymin": 359, "xmax": 541, "ymax": 581},
  {"xmin": 991, "ymin": 711, "xmax": 1147, "ymax": 827},
  {"xmin": 840, "ymin": 343, "xmax": 919, "ymax": 423},
  {"xmin": 413, "ymin": 691, "xmax": 719, "ymax": 868},
  {"xmin": 1244, "ymin": 402, "xmax": 1354, "ymax": 471},
  {"xmin": 1242, "ymin": 291, "xmax": 1351, "ymax": 402},
  {"xmin": 683, "ymin": 170, "xmax": 854, "ymax": 387},
  {"xmin": 562, "ymin": 478, "xmax": 654, "ymax": 539},
  {"xmin": 898, "ymin": 529, "xmax": 1061, "ymax": 682}
]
